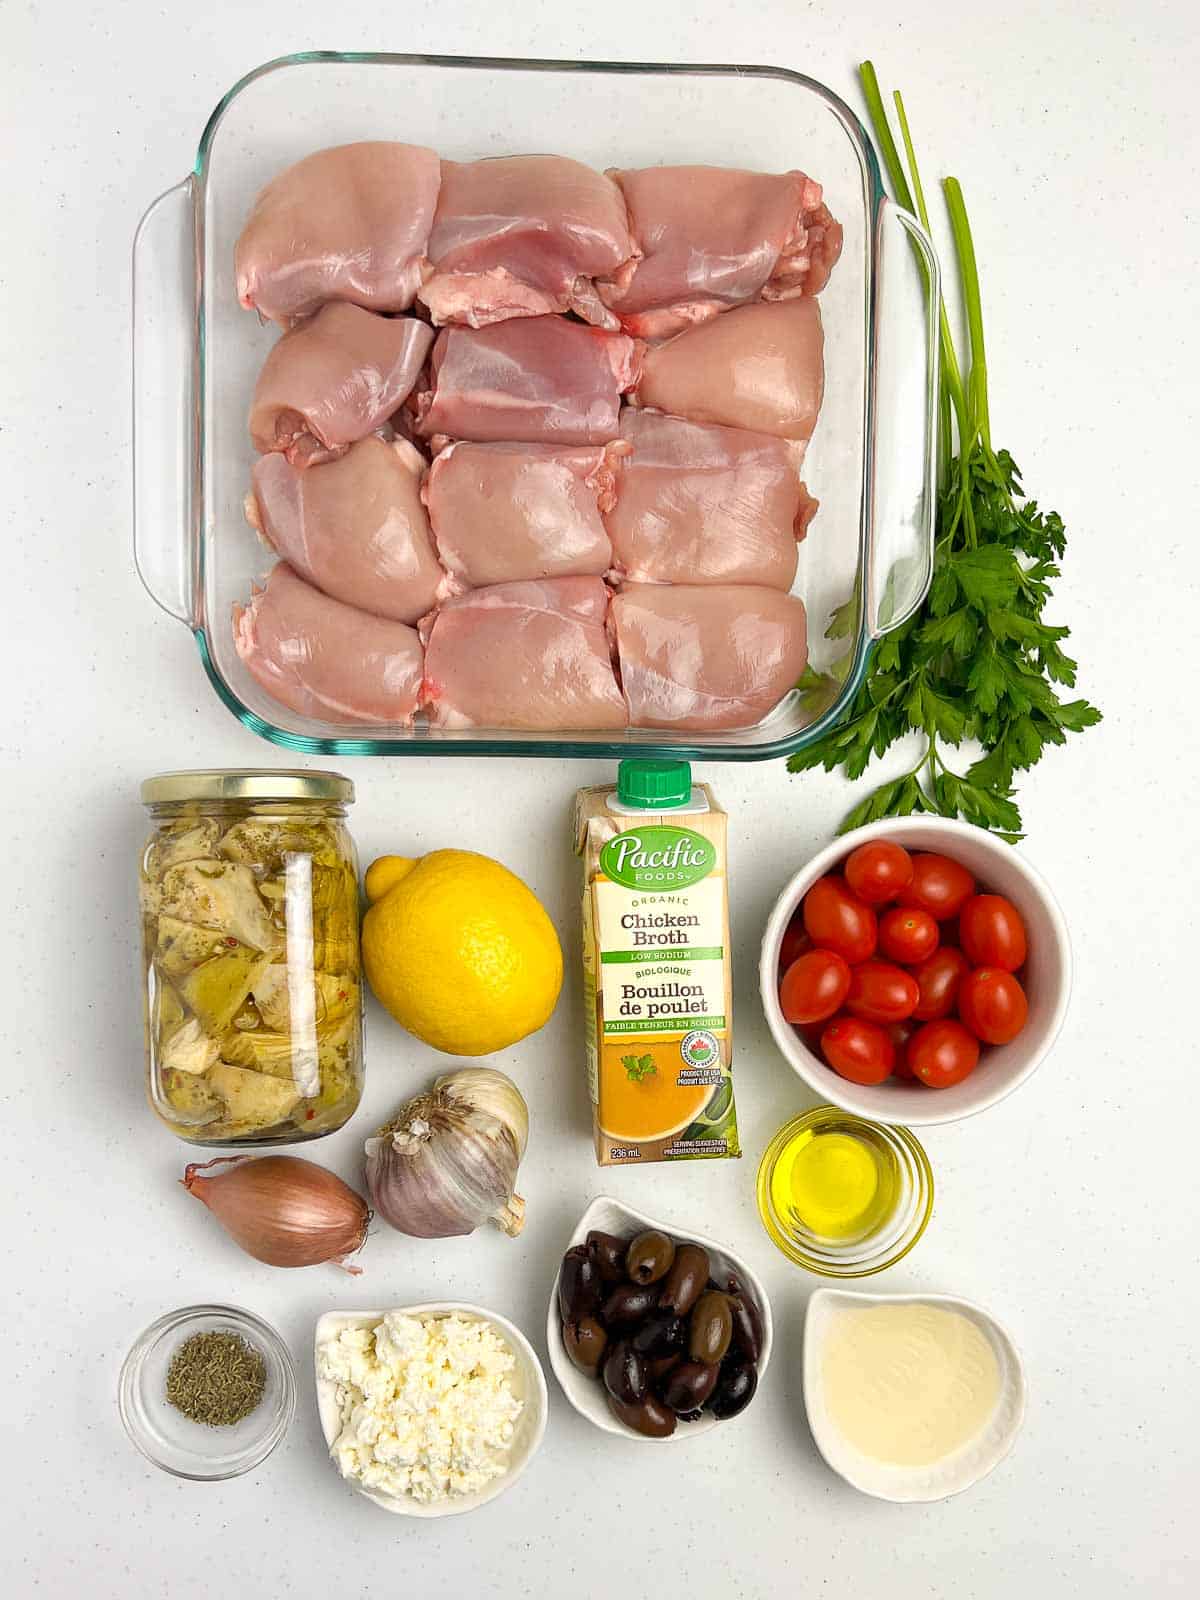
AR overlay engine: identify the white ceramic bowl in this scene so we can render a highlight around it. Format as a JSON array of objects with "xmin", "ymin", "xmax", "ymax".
[
  {"xmin": 547, "ymin": 1195, "xmax": 773, "ymax": 1442},
  {"xmin": 314, "ymin": 1303, "xmax": 548, "ymax": 1518},
  {"xmin": 760, "ymin": 816, "xmax": 1072, "ymax": 1125},
  {"xmin": 803, "ymin": 1288, "xmax": 1026, "ymax": 1501}
]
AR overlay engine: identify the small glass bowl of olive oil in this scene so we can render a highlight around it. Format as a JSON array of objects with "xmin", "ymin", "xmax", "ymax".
[{"xmin": 756, "ymin": 1106, "xmax": 933, "ymax": 1276}]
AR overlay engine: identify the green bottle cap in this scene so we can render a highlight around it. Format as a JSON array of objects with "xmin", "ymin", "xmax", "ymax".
[{"xmin": 616, "ymin": 759, "xmax": 692, "ymax": 810}]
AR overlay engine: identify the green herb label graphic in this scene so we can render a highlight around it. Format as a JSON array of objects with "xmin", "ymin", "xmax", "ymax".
[{"xmin": 621, "ymin": 1053, "xmax": 657, "ymax": 1082}]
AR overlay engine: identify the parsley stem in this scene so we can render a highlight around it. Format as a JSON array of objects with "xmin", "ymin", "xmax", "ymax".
[
  {"xmin": 859, "ymin": 63, "xmax": 916, "ymax": 213},
  {"xmin": 943, "ymin": 178, "xmax": 991, "ymax": 450},
  {"xmin": 892, "ymin": 91, "xmax": 969, "ymax": 443}
]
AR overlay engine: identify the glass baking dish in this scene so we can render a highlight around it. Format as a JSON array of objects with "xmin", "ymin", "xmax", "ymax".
[{"xmin": 133, "ymin": 52, "xmax": 939, "ymax": 761}]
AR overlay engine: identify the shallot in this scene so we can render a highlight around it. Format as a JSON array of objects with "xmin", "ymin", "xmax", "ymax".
[{"xmin": 181, "ymin": 1154, "xmax": 370, "ymax": 1271}]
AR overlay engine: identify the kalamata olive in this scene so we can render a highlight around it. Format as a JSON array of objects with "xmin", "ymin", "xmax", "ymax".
[
  {"xmin": 647, "ymin": 1352, "xmax": 682, "ymax": 1386},
  {"xmin": 662, "ymin": 1359, "xmax": 720, "ymax": 1414},
  {"xmin": 657, "ymin": 1243, "xmax": 710, "ymax": 1317},
  {"xmin": 558, "ymin": 1246, "xmax": 602, "ymax": 1323},
  {"xmin": 708, "ymin": 1360, "xmax": 758, "ymax": 1419},
  {"xmin": 674, "ymin": 1408, "xmax": 703, "ymax": 1423},
  {"xmin": 625, "ymin": 1229, "xmax": 676, "ymax": 1286},
  {"xmin": 688, "ymin": 1290, "xmax": 733, "ymax": 1364},
  {"xmin": 602, "ymin": 1339, "xmax": 647, "ymax": 1405},
  {"xmin": 726, "ymin": 1274, "xmax": 764, "ymax": 1364},
  {"xmin": 601, "ymin": 1281, "xmax": 659, "ymax": 1328},
  {"xmin": 630, "ymin": 1313, "xmax": 686, "ymax": 1356},
  {"xmin": 586, "ymin": 1229, "xmax": 630, "ymax": 1284},
  {"xmin": 563, "ymin": 1317, "xmax": 607, "ymax": 1377},
  {"xmin": 608, "ymin": 1391, "xmax": 677, "ymax": 1439}
]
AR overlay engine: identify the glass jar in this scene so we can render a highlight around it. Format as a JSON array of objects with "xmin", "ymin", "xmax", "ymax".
[{"xmin": 139, "ymin": 770, "xmax": 363, "ymax": 1145}]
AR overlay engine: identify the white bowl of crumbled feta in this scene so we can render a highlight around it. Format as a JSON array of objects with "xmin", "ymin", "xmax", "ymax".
[{"xmin": 314, "ymin": 1304, "xmax": 548, "ymax": 1517}]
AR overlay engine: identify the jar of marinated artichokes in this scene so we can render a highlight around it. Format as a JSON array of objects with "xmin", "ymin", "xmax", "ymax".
[{"xmin": 140, "ymin": 771, "xmax": 363, "ymax": 1145}]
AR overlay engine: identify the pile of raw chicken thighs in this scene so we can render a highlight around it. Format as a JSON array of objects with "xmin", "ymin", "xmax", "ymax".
[{"xmin": 233, "ymin": 144, "xmax": 842, "ymax": 733}]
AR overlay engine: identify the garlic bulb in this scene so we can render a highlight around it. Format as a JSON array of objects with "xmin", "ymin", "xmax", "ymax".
[{"xmin": 365, "ymin": 1066, "xmax": 529, "ymax": 1239}]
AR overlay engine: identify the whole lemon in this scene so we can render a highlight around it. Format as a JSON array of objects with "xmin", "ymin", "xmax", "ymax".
[{"xmin": 361, "ymin": 850, "xmax": 563, "ymax": 1055}]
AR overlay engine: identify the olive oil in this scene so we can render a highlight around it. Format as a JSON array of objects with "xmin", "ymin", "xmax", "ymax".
[
  {"xmin": 757, "ymin": 1107, "xmax": 934, "ymax": 1275},
  {"xmin": 766, "ymin": 1109, "xmax": 901, "ymax": 1243}
]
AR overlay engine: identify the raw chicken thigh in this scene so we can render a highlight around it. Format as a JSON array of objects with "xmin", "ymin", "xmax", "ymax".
[
  {"xmin": 234, "ymin": 563, "xmax": 425, "ymax": 725},
  {"xmin": 420, "ymin": 155, "xmax": 635, "ymax": 329},
  {"xmin": 599, "ymin": 166, "xmax": 842, "ymax": 338},
  {"xmin": 246, "ymin": 437, "xmax": 447, "ymax": 625},
  {"xmin": 235, "ymin": 142, "xmax": 441, "ymax": 325},
  {"xmin": 414, "ymin": 317, "xmax": 641, "ymax": 445},
  {"xmin": 421, "ymin": 577, "xmax": 627, "ymax": 730},
  {"xmin": 607, "ymin": 410, "xmax": 817, "ymax": 589},
  {"xmin": 611, "ymin": 582, "xmax": 809, "ymax": 731},
  {"xmin": 423, "ymin": 441, "xmax": 619, "ymax": 587},
  {"xmin": 634, "ymin": 299, "xmax": 824, "ymax": 442},
  {"xmin": 248, "ymin": 305, "xmax": 434, "ymax": 467}
]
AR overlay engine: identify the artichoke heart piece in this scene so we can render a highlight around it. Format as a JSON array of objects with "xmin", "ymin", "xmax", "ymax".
[
  {"xmin": 309, "ymin": 861, "xmax": 356, "ymax": 914},
  {"xmin": 179, "ymin": 946, "xmax": 271, "ymax": 1033},
  {"xmin": 146, "ymin": 820, "xmax": 222, "ymax": 880},
  {"xmin": 310, "ymin": 866, "xmax": 360, "ymax": 972},
  {"xmin": 250, "ymin": 965, "xmax": 359, "ymax": 1033},
  {"xmin": 159, "ymin": 861, "xmax": 283, "ymax": 953},
  {"xmin": 220, "ymin": 1010, "xmax": 355, "ymax": 1085},
  {"xmin": 155, "ymin": 915, "xmax": 233, "ymax": 979},
  {"xmin": 139, "ymin": 877, "xmax": 163, "ymax": 921},
  {"xmin": 218, "ymin": 818, "xmax": 344, "ymax": 872},
  {"xmin": 207, "ymin": 1061, "xmax": 301, "ymax": 1127},
  {"xmin": 294, "ymin": 1029, "xmax": 362, "ymax": 1131},
  {"xmin": 153, "ymin": 978, "xmax": 186, "ymax": 1036},
  {"xmin": 160, "ymin": 1067, "xmax": 223, "ymax": 1126},
  {"xmin": 160, "ymin": 1016, "xmax": 221, "ymax": 1075}
]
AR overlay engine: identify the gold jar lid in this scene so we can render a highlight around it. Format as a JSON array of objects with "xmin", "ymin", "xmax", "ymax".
[{"xmin": 141, "ymin": 769, "xmax": 354, "ymax": 805}]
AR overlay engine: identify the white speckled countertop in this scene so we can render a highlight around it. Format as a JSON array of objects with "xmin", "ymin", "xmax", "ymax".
[{"xmin": 3, "ymin": 2, "xmax": 1197, "ymax": 1595}]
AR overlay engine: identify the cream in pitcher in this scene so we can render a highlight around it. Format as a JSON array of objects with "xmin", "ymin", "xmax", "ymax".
[{"xmin": 575, "ymin": 760, "xmax": 740, "ymax": 1166}]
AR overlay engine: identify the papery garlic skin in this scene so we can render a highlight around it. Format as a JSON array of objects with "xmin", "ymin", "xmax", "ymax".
[
  {"xmin": 366, "ymin": 1066, "xmax": 529, "ymax": 1239},
  {"xmin": 437, "ymin": 1065, "xmax": 529, "ymax": 1158}
]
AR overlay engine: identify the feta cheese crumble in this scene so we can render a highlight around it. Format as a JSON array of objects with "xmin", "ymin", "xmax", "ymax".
[{"xmin": 318, "ymin": 1311, "xmax": 524, "ymax": 1504}]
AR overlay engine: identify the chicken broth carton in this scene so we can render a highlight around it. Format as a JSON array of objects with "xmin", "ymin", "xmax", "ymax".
[{"xmin": 575, "ymin": 760, "xmax": 740, "ymax": 1166}]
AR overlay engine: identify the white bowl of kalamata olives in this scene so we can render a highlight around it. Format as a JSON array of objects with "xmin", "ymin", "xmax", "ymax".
[{"xmin": 547, "ymin": 1196, "xmax": 772, "ymax": 1441}]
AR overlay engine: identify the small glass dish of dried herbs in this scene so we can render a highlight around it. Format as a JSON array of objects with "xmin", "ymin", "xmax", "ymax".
[{"xmin": 119, "ymin": 1304, "xmax": 295, "ymax": 1480}]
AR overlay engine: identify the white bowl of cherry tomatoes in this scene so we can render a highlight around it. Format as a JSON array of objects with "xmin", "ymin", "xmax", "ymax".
[{"xmin": 760, "ymin": 818, "xmax": 1072, "ymax": 1126}]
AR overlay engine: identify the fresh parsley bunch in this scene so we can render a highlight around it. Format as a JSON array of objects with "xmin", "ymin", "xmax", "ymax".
[{"xmin": 789, "ymin": 64, "xmax": 1100, "ymax": 840}]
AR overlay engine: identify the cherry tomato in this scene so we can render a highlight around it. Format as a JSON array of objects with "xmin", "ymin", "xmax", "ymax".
[
  {"xmin": 959, "ymin": 895, "xmax": 1028, "ymax": 971},
  {"xmin": 878, "ymin": 906, "xmax": 939, "ymax": 965},
  {"xmin": 845, "ymin": 959, "xmax": 919, "ymax": 1024},
  {"xmin": 886, "ymin": 1019, "xmax": 919, "ymax": 1078},
  {"xmin": 906, "ymin": 1020, "xmax": 980, "ymax": 1088},
  {"xmin": 898, "ymin": 853, "xmax": 976, "ymax": 921},
  {"xmin": 802, "ymin": 876, "xmax": 878, "ymax": 964},
  {"xmin": 777, "ymin": 913, "xmax": 812, "ymax": 975},
  {"xmin": 958, "ymin": 967, "xmax": 1029, "ymax": 1044},
  {"xmin": 797, "ymin": 1020, "xmax": 827, "ymax": 1053},
  {"xmin": 911, "ymin": 946, "xmax": 970, "ymax": 1021},
  {"xmin": 820, "ymin": 1016, "xmax": 895, "ymax": 1085},
  {"xmin": 843, "ymin": 840, "xmax": 914, "ymax": 906},
  {"xmin": 779, "ymin": 949, "xmax": 852, "ymax": 1025}
]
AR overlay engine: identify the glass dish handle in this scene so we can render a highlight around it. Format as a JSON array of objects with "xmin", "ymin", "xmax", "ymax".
[
  {"xmin": 866, "ymin": 200, "xmax": 941, "ymax": 639},
  {"xmin": 132, "ymin": 179, "xmax": 198, "ymax": 625}
]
